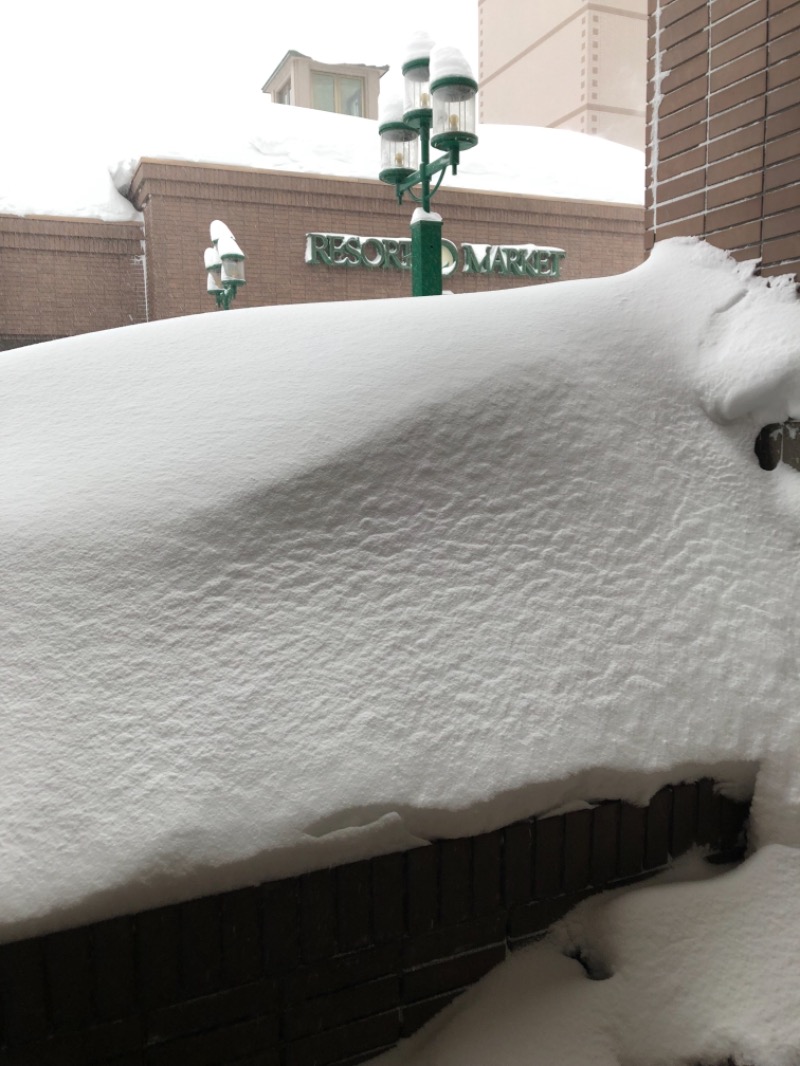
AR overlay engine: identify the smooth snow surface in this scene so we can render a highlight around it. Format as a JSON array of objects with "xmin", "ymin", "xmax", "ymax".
[
  {"xmin": 2, "ymin": 238, "xmax": 800, "ymax": 940},
  {"xmin": 1, "ymin": 97, "xmax": 644, "ymax": 223},
  {"xmin": 404, "ymin": 32, "xmax": 437, "ymax": 66},
  {"xmin": 375, "ymin": 846, "xmax": 800, "ymax": 1066},
  {"xmin": 429, "ymin": 46, "xmax": 475, "ymax": 82},
  {"xmin": 379, "ymin": 93, "xmax": 406, "ymax": 125}
]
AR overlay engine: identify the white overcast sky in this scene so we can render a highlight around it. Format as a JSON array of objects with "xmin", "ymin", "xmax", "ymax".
[
  {"xmin": 1, "ymin": 2, "xmax": 647, "ymax": 218},
  {"xmin": 3, "ymin": 0, "xmax": 477, "ymax": 151}
]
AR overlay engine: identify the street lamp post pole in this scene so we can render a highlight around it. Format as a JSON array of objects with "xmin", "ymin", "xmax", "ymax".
[
  {"xmin": 409, "ymin": 119, "xmax": 442, "ymax": 297},
  {"xmin": 378, "ymin": 38, "xmax": 478, "ymax": 297}
]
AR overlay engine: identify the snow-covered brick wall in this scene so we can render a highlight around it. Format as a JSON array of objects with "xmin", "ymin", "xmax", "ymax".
[{"xmin": 1, "ymin": 237, "xmax": 799, "ymax": 944}]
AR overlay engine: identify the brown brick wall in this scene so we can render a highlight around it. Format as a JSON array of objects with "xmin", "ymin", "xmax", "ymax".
[
  {"xmin": 0, "ymin": 215, "xmax": 147, "ymax": 350},
  {"xmin": 0, "ymin": 781, "xmax": 748, "ymax": 1066},
  {"xmin": 647, "ymin": 0, "xmax": 800, "ymax": 277},
  {"xmin": 130, "ymin": 159, "xmax": 645, "ymax": 321}
]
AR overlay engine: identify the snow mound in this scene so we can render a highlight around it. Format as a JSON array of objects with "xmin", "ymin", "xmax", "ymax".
[
  {"xmin": 1, "ymin": 237, "xmax": 799, "ymax": 941},
  {"xmin": 377, "ymin": 845, "xmax": 800, "ymax": 1066},
  {"xmin": 429, "ymin": 45, "xmax": 476, "ymax": 83}
]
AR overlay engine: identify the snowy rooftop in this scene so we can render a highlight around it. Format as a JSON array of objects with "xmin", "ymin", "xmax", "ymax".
[
  {"xmin": 2, "ymin": 238, "xmax": 800, "ymax": 946},
  {"xmin": 0, "ymin": 96, "xmax": 644, "ymax": 223}
]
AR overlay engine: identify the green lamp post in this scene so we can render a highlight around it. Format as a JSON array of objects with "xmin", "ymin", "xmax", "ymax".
[
  {"xmin": 379, "ymin": 37, "xmax": 478, "ymax": 297},
  {"xmin": 204, "ymin": 220, "xmax": 246, "ymax": 310}
]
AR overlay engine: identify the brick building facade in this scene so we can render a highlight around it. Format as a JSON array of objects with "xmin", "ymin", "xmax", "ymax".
[
  {"xmin": 129, "ymin": 160, "xmax": 644, "ymax": 319},
  {"xmin": 646, "ymin": 0, "xmax": 800, "ymax": 278},
  {"xmin": 0, "ymin": 162, "xmax": 645, "ymax": 350},
  {"xmin": 479, "ymin": 0, "xmax": 648, "ymax": 151},
  {"xmin": 3, "ymin": 2, "xmax": 798, "ymax": 347},
  {"xmin": 0, "ymin": 216, "xmax": 147, "ymax": 351}
]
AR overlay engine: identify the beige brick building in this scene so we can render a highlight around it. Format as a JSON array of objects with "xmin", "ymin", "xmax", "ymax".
[{"xmin": 479, "ymin": 0, "xmax": 648, "ymax": 150}]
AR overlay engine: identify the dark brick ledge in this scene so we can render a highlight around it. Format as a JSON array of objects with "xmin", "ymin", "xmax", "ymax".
[{"xmin": 0, "ymin": 780, "xmax": 748, "ymax": 1066}]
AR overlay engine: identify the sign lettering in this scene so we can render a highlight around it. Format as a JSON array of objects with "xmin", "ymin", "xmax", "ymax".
[{"xmin": 305, "ymin": 233, "xmax": 566, "ymax": 279}]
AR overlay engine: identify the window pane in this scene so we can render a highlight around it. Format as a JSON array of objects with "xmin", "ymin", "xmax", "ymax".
[
  {"xmin": 312, "ymin": 73, "xmax": 335, "ymax": 112},
  {"xmin": 339, "ymin": 76, "xmax": 364, "ymax": 116}
]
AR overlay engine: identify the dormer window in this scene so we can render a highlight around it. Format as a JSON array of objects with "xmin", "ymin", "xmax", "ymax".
[
  {"xmin": 311, "ymin": 72, "xmax": 364, "ymax": 117},
  {"xmin": 262, "ymin": 51, "xmax": 386, "ymax": 120}
]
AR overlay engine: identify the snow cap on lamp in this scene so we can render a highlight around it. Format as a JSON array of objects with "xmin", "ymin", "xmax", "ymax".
[
  {"xmin": 429, "ymin": 45, "xmax": 478, "ymax": 153},
  {"xmin": 209, "ymin": 219, "xmax": 235, "ymax": 246},
  {"xmin": 402, "ymin": 31, "xmax": 435, "ymax": 129}
]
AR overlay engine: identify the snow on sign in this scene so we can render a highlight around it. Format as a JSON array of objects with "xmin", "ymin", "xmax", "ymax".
[
  {"xmin": 1, "ymin": 237, "xmax": 800, "ymax": 945},
  {"xmin": 305, "ymin": 231, "xmax": 566, "ymax": 277}
]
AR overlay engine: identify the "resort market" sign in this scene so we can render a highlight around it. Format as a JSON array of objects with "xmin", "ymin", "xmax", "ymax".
[{"xmin": 305, "ymin": 232, "xmax": 566, "ymax": 279}]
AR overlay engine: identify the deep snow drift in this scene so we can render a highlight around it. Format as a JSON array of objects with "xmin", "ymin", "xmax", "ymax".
[{"xmin": 2, "ymin": 238, "xmax": 800, "ymax": 941}]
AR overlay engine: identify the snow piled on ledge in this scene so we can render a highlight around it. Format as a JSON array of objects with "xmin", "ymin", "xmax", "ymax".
[
  {"xmin": 0, "ymin": 96, "xmax": 644, "ymax": 223},
  {"xmin": 1, "ymin": 238, "xmax": 799, "ymax": 941}
]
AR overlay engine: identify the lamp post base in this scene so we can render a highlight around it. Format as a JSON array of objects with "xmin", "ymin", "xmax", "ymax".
[{"xmin": 410, "ymin": 213, "xmax": 443, "ymax": 297}]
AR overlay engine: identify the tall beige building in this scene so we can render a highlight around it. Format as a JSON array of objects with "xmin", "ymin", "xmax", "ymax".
[{"xmin": 478, "ymin": 0, "xmax": 647, "ymax": 150}]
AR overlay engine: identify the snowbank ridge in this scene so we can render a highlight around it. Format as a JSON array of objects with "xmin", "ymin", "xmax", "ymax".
[{"xmin": 1, "ymin": 238, "xmax": 799, "ymax": 940}]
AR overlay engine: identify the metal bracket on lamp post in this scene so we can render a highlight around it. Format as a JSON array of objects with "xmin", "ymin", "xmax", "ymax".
[
  {"xmin": 393, "ymin": 135, "xmax": 460, "ymax": 208},
  {"xmin": 215, "ymin": 285, "xmax": 237, "ymax": 311},
  {"xmin": 393, "ymin": 121, "xmax": 461, "ymax": 297}
]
